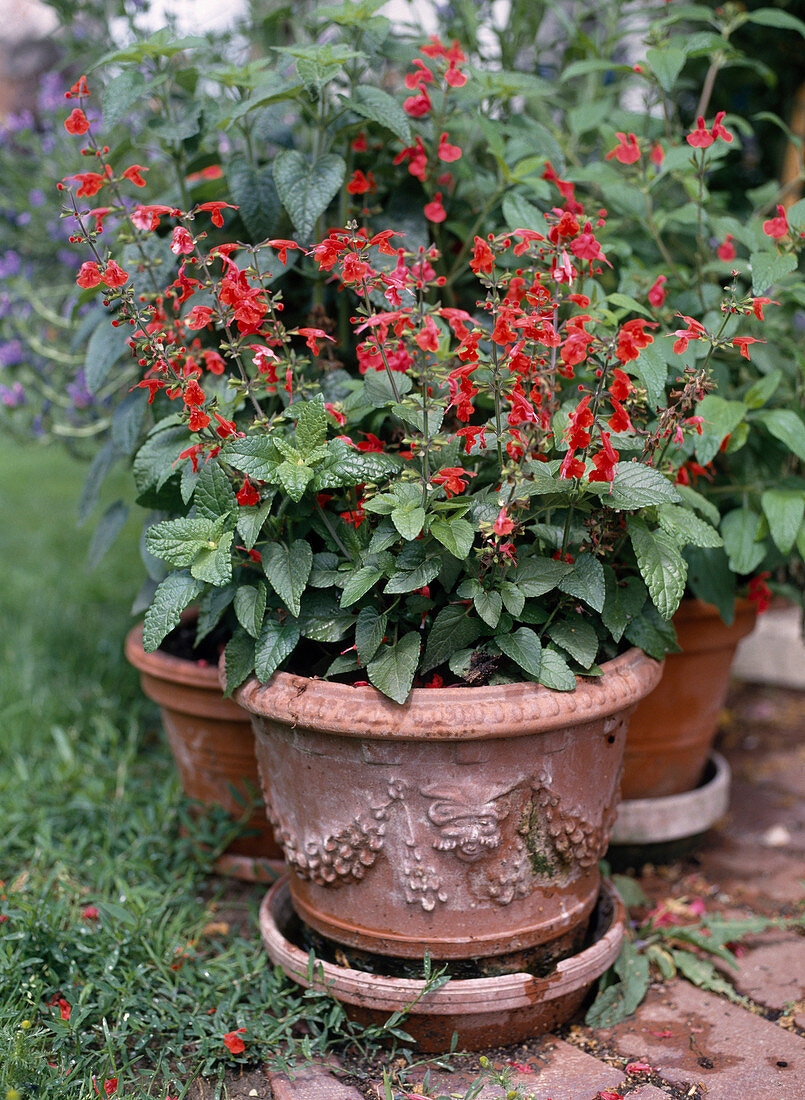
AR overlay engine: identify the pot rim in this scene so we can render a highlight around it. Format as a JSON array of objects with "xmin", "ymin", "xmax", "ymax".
[
  {"xmin": 230, "ymin": 646, "xmax": 663, "ymax": 741},
  {"xmin": 125, "ymin": 620, "xmax": 221, "ymax": 691},
  {"xmin": 260, "ymin": 874, "xmax": 625, "ymax": 1012}
]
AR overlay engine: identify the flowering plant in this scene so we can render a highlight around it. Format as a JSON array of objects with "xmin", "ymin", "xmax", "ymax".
[{"xmin": 54, "ymin": 2, "xmax": 805, "ymax": 701}]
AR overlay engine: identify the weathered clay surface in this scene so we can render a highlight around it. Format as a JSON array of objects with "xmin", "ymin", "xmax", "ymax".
[
  {"xmin": 259, "ymin": 875, "xmax": 625, "ymax": 1052},
  {"xmin": 125, "ymin": 622, "xmax": 283, "ymax": 869},
  {"xmin": 237, "ymin": 648, "xmax": 660, "ymax": 959},
  {"xmin": 622, "ymin": 599, "xmax": 756, "ymax": 799}
]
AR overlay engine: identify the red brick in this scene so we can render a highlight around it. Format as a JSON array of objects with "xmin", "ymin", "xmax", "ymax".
[
  {"xmin": 732, "ymin": 937, "xmax": 805, "ymax": 1012},
  {"xmin": 266, "ymin": 1060, "xmax": 363, "ymax": 1100},
  {"xmin": 593, "ymin": 979, "xmax": 805, "ymax": 1099}
]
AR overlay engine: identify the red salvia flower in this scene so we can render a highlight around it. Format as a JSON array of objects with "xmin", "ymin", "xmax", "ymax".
[
  {"xmin": 170, "ymin": 226, "xmax": 194, "ymax": 255},
  {"xmin": 437, "ymin": 132, "xmax": 462, "ymax": 161},
  {"xmin": 747, "ymin": 572, "xmax": 772, "ymax": 614},
  {"xmin": 122, "ymin": 164, "xmax": 148, "ymax": 187},
  {"xmin": 686, "ymin": 116, "xmax": 714, "ymax": 148},
  {"xmin": 716, "ymin": 234, "xmax": 736, "ymax": 261},
  {"xmin": 188, "ymin": 407, "xmax": 210, "ymax": 432},
  {"xmin": 424, "ymin": 192, "xmax": 447, "ymax": 222},
  {"xmin": 763, "ymin": 204, "xmax": 789, "ymax": 239},
  {"xmin": 196, "ymin": 201, "xmax": 237, "ymax": 227},
  {"xmin": 64, "ymin": 108, "xmax": 89, "ymax": 135},
  {"xmin": 732, "ymin": 336, "xmax": 762, "ymax": 360},
  {"xmin": 102, "ymin": 260, "xmax": 128, "ymax": 288},
  {"xmin": 346, "ymin": 169, "xmax": 375, "ymax": 196},
  {"xmin": 76, "ymin": 261, "xmax": 102, "ymax": 288},
  {"xmin": 223, "ymin": 1029, "xmax": 246, "ymax": 1055},
  {"xmin": 609, "ymin": 368, "xmax": 632, "ymax": 401},
  {"xmin": 647, "ymin": 275, "xmax": 667, "ymax": 307},
  {"xmin": 432, "ymin": 466, "xmax": 475, "ymax": 497},
  {"xmin": 469, "ymin": 237, "xmax": 495, "ymax": 275},
  {"xmin": 605, "ymin": 132, "xmax": 640, "ymax": 164},
  {"xmin": 494, "ymin": 507, "xmax": 515, "ymax": 536},
  {"xmin": 236, "ymin": 479, "xmax": 260, "ymax": 506}
]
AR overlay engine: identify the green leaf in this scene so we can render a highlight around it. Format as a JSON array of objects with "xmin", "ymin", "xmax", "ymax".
[
  {"xmin": 602, "ymin": 572, "xmax": 648, "ymax": 643},
  {"xmin": 221, "ymin": 629, "xmax": 256, "ymax": 696},
  {"xmin": 273, "ymin": 150, "xmax": 346, "ymax": 242},
  {"xmin": 683, "ymin": 547, "xmax": 736, "ymax": 624},
  {"xmin": 558, "ymin": 553, "xmax": 606, "ymax": 613},
  {"xmin": 384, "ymin": 554, "xmax": 441, "ymax": 594},
  {"xmin": 500, "ymin": 582, "xmax": 525, "ymax": 617},
  {"xmin": 548, "ymin": 616, "xmax": 598, "ymax": 668},
  {"xmin": 102, "ymin": 69, "xmax": 147, "ymax": 129},
  {"xmin": 262, "ymin": 540, "xmax": 312, "ymax": 616},
  {"xmin": 195, "ymin": 460, "xmax": 238, "ymax": 520},
  {"xmin": 474, "ymin": 590, "xmax": 503, "ymax": 628},
  {"xmin": 236, "ymin": 500, "xmax": 272, "ymax": 550},
  {"xmin": 78, "ymin": 440, "xmax": 119, "ymax": 525},
  {"xmin": 675, "ymin": 483, "xmax": 720, "ymax": 526},
  {"xmin": 608, "ymin": 463, "xmax": 681, "ymax": 509},
  {"xmin": 295, "ymin": 397, "xmax": 328, "ymax": 453},
  {"xmin": 350, "ymin": 85, "xmax": 411, "ymax": 143},
  {"xmin": 749, "ymin": 250, "xmax": 797, "ymax": 295},
  {"xmin": 629, "ymin": 519, "xmax": 687, "ymax": 619},
  {"xmin": 221, "ymin": 435, "xmax": 279, "ymax": 479},
  {"xmin": 340, "ymin": 565, "xmax": 382, "ymax": 607},
  {"xmin": 646, "ymin": 46, "xmax": 685, "ymax": 92},
  {"xmin": 495, "ymin": 627, "xmax": 542, "ymax": 679},
  {"xmin": 502, "ymin": 192, "xmax": 543, "ymax": 231},
  {"xmin": 756, "ymin": 409, "xmax": 805, "ymax": 462},
  {"xmin": 430, "ymin": 516, "xmax": 474, "ymax": 560},
  {"xmin": 276, "ymin": 460, "xmax": 314, "ymax": 502},
  {"xmin": 630, "ymin": 343, "xmax": 666, "ymax": 409},
  {"xmin": 196, "ymin": 584, "xmax": 237, "ymax": 644},
  {"xmin": 355, "ymin": 606, "xmax": 388, "ymax": 665},
  {"xmin": 391, "ymin": 504, "xmax": 425, "ymax": 540},
  {"xmin": 190, "ymin": 530, "xmax": 234, "ymax": 585},
  {"xmin": 513, "ymin": 556, "xmax": 572, "ymax": 598},
  {"xmin": 538, "ymin": 646, "xmax": 577, "ymax": 691},
  {"xmin": 227, "ymin": 154, "xmax": 283, "ymax": 240},
  {"xmin": 744, "ymin": 369, "xmax": 782, "ymax": 409},
  {"xmin": 611, "ymin": 874, "xmax": 649, "ymax": 909},
  {"xmin": 671, "ymin": 951, "xmax": 741, "ymax": 1001},
  {"xmin": 367, "ymin": 633, "xmax": 421, "ymax": 704},
  {"xmin": 145, "ymin": 516, "xmax": 224, "ymax": 568},
  {"xmin": 657, "ymin": 504, "xmax": 723, "ymax": 549},
  {"xmin": 695, "ymin": 396, "xmax": 748, "ymax": 465},
  {"xmin": 298, "ymin": 592, "xmax": 354, "ymax": 642},
  {"xmin": 423, "ymin": 605, "xmax": 482, "ymax": 672},
  {"xmin": 234, "ymin": 583, "xmax": 267, "ymax": 639},
  {"xmin": 254, "ymin": 619, "xmax": 300, "ymax": 681},
  {"xmin": 142, "ymin": 572, "xmax": 203, "ymax": 652},
  {"xmin": 761, "ymin": 489, "xmax": 805, "ymax": 554},
  {"xmin": 624, "ymin": 602, "xmax": 680, "ymax": 661},
  {"xmin": 743, "ymin": 6, "xmax": 805, "ymax": 38},
  {"xmin": 85, "ymin": 316, "xmax": 133, "ymax": 393},
  {"xmin": 86, "ymin": 501, "xmax": 129, "ymax": 570},
  {"xmin": 721, "ymin": 508, "xmax": 766, "ymax": 575},
  {"xmin": 111, "ymin": 389, "xmax": 148, "ymax": 457},
  {"xmin": 585, "ymin": 939, "xmax": 650, "ymax": 1027}
]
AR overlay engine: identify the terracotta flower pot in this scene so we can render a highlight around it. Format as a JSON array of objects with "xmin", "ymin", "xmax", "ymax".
[
  {"xmin": 233, "ymin": 647, "xmax": 661, "ymax": 966},
  {"xmin": 259, "ymin": 874, "xmax": 626, "ymax": 1052},
  {"xmin": 125, "ymin": 622, "xmax": 283, "ymax": 881},
  {"xmin": 620, "ymin": 599, "xmax": 756, "ymax": 800}
]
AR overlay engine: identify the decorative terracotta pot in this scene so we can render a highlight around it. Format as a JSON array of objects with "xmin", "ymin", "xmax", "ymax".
[
  {"xmin": 620, "ymin": 599, "xmax": 756, "ymax": 800},
  {"xmin": 125, "ymin": 622, "xmax": 283, "ymax": 881},
  {"xmin": 234, "ymin": 648, "xmax": 661, "ymax": 966},
  {"xmin": 259, "ymin": 874, "xmax": 626, "ymax": 1052}
]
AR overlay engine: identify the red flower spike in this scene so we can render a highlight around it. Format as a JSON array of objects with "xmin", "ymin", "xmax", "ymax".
[
  {"xmin": 76, "ymin": 261, "xmax": 102, "ymax": 289},
  {"xmin": 763, "ymin": 204, "xmax": 789, "ymax": 239},
  {"xmin": 122, "ymin": 164, "xmax": 148, "ymax": 187},
  {"xmin": 170, "ymin": 226, "xmax": 194, "ymax": 255},
  {"xmin": 494, "ymin": 507, "xmax": 515, "ymax": 536},
  {"xmin": 424, "ymin": 192, "xmax": 447, "ymax": 222},
  {"xmin": 102, "ymin": 260, "xmax": 129, "ymax": 288},
  {"xmin": 589, "ymin": 431, "xmax": 620, "ymax": 482},
  {"xmin": 686, "ymin": 116, "xmax": 714, "ymax": 148},
  {"xmin": 432, "ymin": 466, "xmax": 476, "ymax": 498},
  {"xmin": 437, "ymin": 132, "xmax": 462, "ymax": 162},
  {"xmin": 711, "ymin": 110, "xmax": 733, "ymax": 143},
  {"xmin": 188, "ymin": 407, "xmax": 210, "ymax": 432}
]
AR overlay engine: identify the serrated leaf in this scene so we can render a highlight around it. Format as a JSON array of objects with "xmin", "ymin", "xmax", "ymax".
[
  {"xmin": 295, "ymin": 397, "xmax": 328, "ymax": 453},
  {"xmin": 298, "ymin": 592, "xmax": 353, "ymax": 642},
  {"xmin": 646, "ymin": 45, "xmax": 685, "ymax": 92},
  {"xmin": 474, "ymin": 590, "xmax": 503, "ymax": 628},
  {"xmin": 276, "ymin": 460, "xmax": 314, "ymax": 501},
  {"xmin": 513, "ymin": 556, "xmax": 572, "ymax": 598},
  {"xmin": 145, "ymin": 516, "xmax": 225, "ymax": 568},
  {"xmin": 756, "ymin": 409, "xmax": 805, "ymax": 462},
  {"xmin": 222, "ymin": 629, "xmax": 256, "ymax": 696},
  {"xmin": 85, "ymin": 314, "xmax": 133, "ymax": 392},
  {"xmin": 675, "ymin": 483, "xmax": 720, "ymax": 526},
  {"xmin": 391, "ymin": 504, "xmax": 425, "ymax": 540},
  {"xmin": 502, "ymin": 191, "xmax": 543, "ymax": 232},
  {"xmin": 367, "ymin": 632, "xmax": 420, "ymax": 704},
  {"xmin": 340, "ymin": 565, "xmax": 382, "ymax": 607},
  {"xmin": 608, "ymin": 463, "xmax": 680, "ymax": 509},
  {"xmin": 86, "ymin": 501, "xmax": 129, "ymax": 570},
  {"xmin": 263, "ymin": 540, "xmax": 312, "ymax": 616},
  {"xmin": 227, "ymin": 155, "xmax": 284, "ymax": 240},
  {"xmin": 500, "ymin": 582, "xmax": 525, "ymax": 617},
  {"xmin": 558, "ymin": 553, "xmax": 606, "ymax": 613},
  {"xmin": 196, "ymin": 584, "xmax": 237, "ymax": 644},
  {"xmin": 628, "ymin": 520, "xmax": 687, "ymax": 619},
  {"xmin": 671, "ymin": 950, "xmax": 741, "ymax": 1001},
  {"xmin": 761, "ymin": 489, "xmax": 805, "ymax": 554},
  {"xmin": 273, "ymin": 150, "xmax": 346, "ymax": 242},
  {"xmin": 495, "ymin": 627, "xmax": 542, "ymax": 679},
  {"xmin": 684, "ymin": 547, "xmax": 736, "ymax": 624},
  {"xmin": 355, "ymin": 606, "xmax": 388, "ymax": 665},
  {"xmin": 695, "ymin": 396, "xmax": 748, "ymax": 465},
  {"xmin": 548, "ymin": 616, "xmax": 598, "ymax": 667},
  {"xmin": 749, "ymin": 249, "xmax": 797, "ymax": 295},
  {"xmin": 236, "ymin": 500, "xmax": 272, "ymax": 550},
  {"xmin": 429, "ymin": 516, "xmax": 474, "ymax": 559},
  {"xmin": 538, "ymin": 645, "xmax": 577, "ymax": 690},
  {"xmin": 585, "ymin": 939, "xmax": 650, "ymax": 1027},
  {"xmin": 721, "ymin": 508, "xmax": 766, "ymax": 575},
  {"xmin": 234, "ymin": 583, "xmax": 267, "ymax": 638},
  {"xmin": 254, "ymin": 618, "xmax": 300, "ymax": 681},
  {"xmin": 102, "ymin": 68, "xmax": 147, "ymax": 129},
  {"xmin": 350, "ymin": 85, "xmax": 411, "ymax": 143},
  {"xmin": 195, "ymin": 460, "xmax": 238, "ymax": 519},
  {"xmin": 601, "ymin": 571, "xmax": 648, "ymax": 643},
  {"xmin": 657, "ymin": 504, "xmax": 723, "ymax": 549},
  {"xmin": 191, "ymin": 530, "xmax": 234, "ymax": 584},
  {"xmin": 624, "ymin": 602, "xmax": 680, "ymax": 661},
  {"xmin": 423, "ymin": 605, "xmax": 482, "ymax": 672},
  {"xmin": 142, "ymin": 572, "xmax": 203, "ymax": 652},
  {"xmin": 631, "ymin": 343, "xmax": 666, "ymax": 409},
  {"xmin": 384, "ymin": 554, "xmax": 441, "ymax": 594},
  {"xmin": 220, "ymin": 434, "xmax": 279, "ymax": 478}
]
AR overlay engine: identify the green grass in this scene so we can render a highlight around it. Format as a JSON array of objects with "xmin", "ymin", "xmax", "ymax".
[{"xmin": 0, "ymin": 442, "xmax": 391, "ymax": 1099}]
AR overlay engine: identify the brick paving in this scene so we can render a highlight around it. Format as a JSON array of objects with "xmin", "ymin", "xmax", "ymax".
[{"xmin": 250, "ymin": 684, "xmax": 804, "ymax": 1100}]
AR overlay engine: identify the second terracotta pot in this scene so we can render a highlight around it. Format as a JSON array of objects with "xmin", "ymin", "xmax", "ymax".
[
  {"xmin": 125, "ymin": 622, "xmax": 283, "ymax": 879},
  {"xmin": 234, "ymin": 648, "xmax": 662, "ymax": 965},
  {"xmin": 620, "ymin": 599, "xmax": 756, "ymax": 800}
]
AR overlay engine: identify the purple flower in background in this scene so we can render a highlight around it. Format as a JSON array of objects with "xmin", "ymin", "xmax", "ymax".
[
  {"xmin": 28, "ymin": 189, "xmax": 47, "ymax": 207},
  {"xmin": 16, "ymin": 212, "xmax": 32, "ymax": 227},
  {"xmin": 0, "ymin": 339, "xmax": 23, "ymax": 367},
  {"xmin": 38, "ymin": 71, "xmax": 64, "ymax": 113},
  {"xmin": 0, "ymin": 251, "xmax": 21, "ymax": 279},
  {"xmin": 6, "ymin": 110, "xmax": 34, "ymax": 133},
  {"xmin": 58, "ymin": 248, "xmax": 80, "ymax": 269},
  {"xmin": 0, "ymin": 381, "xmax": 25, "ymax": 406},
  {"xmin": 67, "ymin": 370, "xmax": 94, "ymax": 409}
]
